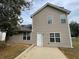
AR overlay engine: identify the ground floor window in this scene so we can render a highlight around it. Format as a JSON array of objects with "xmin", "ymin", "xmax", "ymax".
[
  {"xmin": 50, "ymin": 32, "xmax": 60, "ymax": 42},
  {"xmin": 27, "ymin": 32, "xmax": 30, "ymax": 40},
  {"xmin": 23, "ymin": 32, "xmax": 26, "ymax": 40},
  {"xmin": 23, "ymin": 32, "xmax": 30, "ymax": 40}
]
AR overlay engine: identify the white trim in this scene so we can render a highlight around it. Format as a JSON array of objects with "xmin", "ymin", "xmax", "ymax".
[
  {"xmin": 48, "ymin": 16, "xmax": 53, "ymax": 24},
  {"xmin": 49, "ymin": 32, "xmax": 61, "ymax": 43},
  {"xmin": 31, "ymin": 2, "xmax": 70, "ymax": 18},
  {"xmin": 67, "ymin": 20, "xmax": 73, "ymax": 48},
  {"xmin": 60, "ymin": 14, "xmax": 66, "ymax": 24},
  {"xmin": 32, "ymin": 17, "xmax": 33, "ymax": 32}
]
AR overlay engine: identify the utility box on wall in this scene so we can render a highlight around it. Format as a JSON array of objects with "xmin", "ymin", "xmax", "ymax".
[{"xmin": 0, "ymin": 31, "xmax": 6, "ymax": 41}]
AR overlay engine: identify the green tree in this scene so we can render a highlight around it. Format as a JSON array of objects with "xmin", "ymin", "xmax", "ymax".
[
  {"xmin": 70, "ymin": 22, "xmax": 79, "ymax": 37},
  {"xmin": 0, "ymin": 0, "xmax": 32, "ymax": 38}
]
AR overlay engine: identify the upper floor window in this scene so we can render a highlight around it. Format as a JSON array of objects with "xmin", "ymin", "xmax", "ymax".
[
  {"xmin": 48, "ymin": 16, "xmax": 52, "ymax": 24},
  {"xmin": 60, "ymin": 14, "xmax": 66, "ymax": 23}
]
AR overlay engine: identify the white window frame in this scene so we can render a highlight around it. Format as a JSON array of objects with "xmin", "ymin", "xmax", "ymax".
[
  {"xmin": 50, "ymin": 32, "xmax": 61, "ymax": 43},
  {"xmin": 48, "ymin": 16, "xmax": 53, "ymax": 24},
  {"xmin": 27, "ymin": 32, "xmax": 30, "ymax": 40},
  {"xmin": 60, "ymin": 14, "xmax": 66, "ymax": 23},
  {"xmin": 23, "ymin": 32, "xmax": 27, "ymax": 40}
]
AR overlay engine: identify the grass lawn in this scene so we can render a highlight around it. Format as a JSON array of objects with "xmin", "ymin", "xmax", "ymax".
[
  {"xmin": 60, "ymin": 37, "xmax": 79, "ymax": 59},
  {"xmin": 0, "ymin": 43, "xmax": 31, "ymax": 59}
]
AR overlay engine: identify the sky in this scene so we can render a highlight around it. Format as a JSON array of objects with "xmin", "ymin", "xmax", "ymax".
[{"xmin": 21, "ymin": 0, "xmax": 79, "ymax": 25}]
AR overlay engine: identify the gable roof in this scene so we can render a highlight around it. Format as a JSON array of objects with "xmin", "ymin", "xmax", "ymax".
[
  {"xmin": 14, "ymin": 24, "xmax": 32, "ymax": 32},
  {"xmin": 20, "ymin": 24, "xmax": 32, "ymax": 31},
  {"xmin": 31, "ymin": 3, "xmax": 71, "ymax": 18}
]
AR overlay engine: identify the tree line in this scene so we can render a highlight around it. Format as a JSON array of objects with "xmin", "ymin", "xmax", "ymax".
[{"xmin": 70, "ymin": 22, "xmax": 79, "ymax": 37}]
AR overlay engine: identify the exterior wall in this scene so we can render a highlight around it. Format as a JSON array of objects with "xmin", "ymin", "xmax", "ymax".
[
  {"xmin": 9, "ymin": 33, "xmax": 33, "ymax": 44},
  {"xmin": 31, "ymin": 6, "xmax": 72, "ymax": 48}
]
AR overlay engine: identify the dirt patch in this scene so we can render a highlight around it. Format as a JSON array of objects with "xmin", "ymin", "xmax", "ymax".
[
  {"xmin": 0, "ymin": 43, "xmax": 31, "ymax": 59},
  {"xmin": 60, "ymin": 37, "xmax": 79, "ymax": 59}
]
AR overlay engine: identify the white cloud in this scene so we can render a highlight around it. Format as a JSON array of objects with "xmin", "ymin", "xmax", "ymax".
[
  {"xmin": 25, "ymin": 0, "xmax": 33, "ymax": 2},
  {"xmin": 69, "ymin": 16, "xmax": 79, "ymax": 23},
  {"xmin": 63, "ymin": 0, "xmax": 79, "ymax": 10}
]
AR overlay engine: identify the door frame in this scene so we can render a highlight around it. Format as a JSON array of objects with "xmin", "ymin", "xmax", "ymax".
[{"xmin": 37, "ymin": 32, "xmax": 43, "ymax": 47}]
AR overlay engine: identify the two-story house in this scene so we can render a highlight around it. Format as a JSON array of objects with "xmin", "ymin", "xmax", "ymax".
[
  {"xmin": 9, "ymin": 3, "xmax": 72, "ymax": 48},
  {"xmin": 31, "ymin": 3, "xmax": 72, "ymax": 48}
]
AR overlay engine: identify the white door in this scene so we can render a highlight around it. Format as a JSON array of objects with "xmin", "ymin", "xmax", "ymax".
[{"xmin": 37, "ymin": 33, "xmax": 43, "ymax": 47}]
